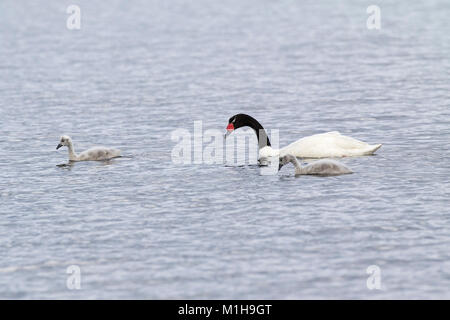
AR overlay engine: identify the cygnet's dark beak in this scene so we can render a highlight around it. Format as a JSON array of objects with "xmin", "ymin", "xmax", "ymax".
[
  {"xmin": 278, "ymin": 162, "xmax": 283, "ymax": 171},
  {"xmin": 56, "ymin": 144, "xmax": 62, "ymax": 150}
]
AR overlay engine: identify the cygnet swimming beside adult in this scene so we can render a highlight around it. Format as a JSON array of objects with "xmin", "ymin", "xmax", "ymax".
[{"xmin": 279, "ymin": 154, "xmax": 353, "ymax": 176}]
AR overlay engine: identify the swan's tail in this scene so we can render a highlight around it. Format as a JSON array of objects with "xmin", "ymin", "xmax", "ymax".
[{"xmin": 362, "ymin": 144, "xmax": 382, "ymax": 155}]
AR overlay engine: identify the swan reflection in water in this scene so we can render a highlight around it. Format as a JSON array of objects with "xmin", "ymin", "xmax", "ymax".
[{"xmin": 56, "ymin": 158, "xmax": 121, "ymax": 170}]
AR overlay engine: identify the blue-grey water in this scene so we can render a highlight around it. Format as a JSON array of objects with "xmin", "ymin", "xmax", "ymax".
[{"xmin": 0, "ymin": 0, "xmax": 449, "ymax": 299}]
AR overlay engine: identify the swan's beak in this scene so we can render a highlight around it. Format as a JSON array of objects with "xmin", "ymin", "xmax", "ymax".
[
  {"xmin": 278, "ymin": 163, "xmax": 282, "ymax": 171},
  {"xmin": 56, "ymin": 144, "xmax": 62, "ymax": 150},
  {"xmin": 224, "ymin": 123, "xmax": 234, "ymax": 139}
]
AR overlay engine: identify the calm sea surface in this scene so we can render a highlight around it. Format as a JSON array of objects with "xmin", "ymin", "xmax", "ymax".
[{"xmin": 0, "ymin": 0, "xmax": 449, "ymax": 299}]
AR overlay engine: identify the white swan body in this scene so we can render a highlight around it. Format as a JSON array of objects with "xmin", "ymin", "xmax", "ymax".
[
  {"xmin": 56, "ymin": 135, "xmax": 121, "ymax": 161},
  {"xmin": 279, "ymin": 154, "xmax": 353, "ymax": 176},
  {"xmin": 260, "ymin": 131, "xmax": 382, "ymax": 159}
]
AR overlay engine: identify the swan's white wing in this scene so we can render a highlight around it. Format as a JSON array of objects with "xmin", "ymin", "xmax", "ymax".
[{"xmin": 280, "ymin": 132, "xmax": 381, "ymax": 158}]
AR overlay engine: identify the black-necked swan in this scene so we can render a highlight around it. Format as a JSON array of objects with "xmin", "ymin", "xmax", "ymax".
[
  {"xmin": 56, "ymin": 135, "xmax": 121, "ymax": 161},
  {"xmin": 225, "ymin": 114, "xmax": 382, "ymax": 159},
  {"xmin": 279, "ymin": 154, "xmax": 353, "ymax": 176}
]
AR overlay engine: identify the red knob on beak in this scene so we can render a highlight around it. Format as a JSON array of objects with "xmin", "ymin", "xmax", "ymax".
[{"xmin": 226, "ymin": 123, "xmax": 234, "ymax": 132}]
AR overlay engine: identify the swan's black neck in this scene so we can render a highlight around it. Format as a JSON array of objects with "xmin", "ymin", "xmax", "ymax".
[{"xmin": 231, "ymin": 114, "xmax": 271, "ymax": 148}]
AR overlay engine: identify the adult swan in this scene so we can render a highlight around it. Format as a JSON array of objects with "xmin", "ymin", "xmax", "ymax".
[{"xmin": 225, "ymin": 114, "xmax": 382, "ymax": 159}]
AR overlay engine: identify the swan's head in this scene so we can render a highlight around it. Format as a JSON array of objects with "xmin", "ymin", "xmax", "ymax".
[
  {"xmin": 56, "ymin": 135, "xmax": 72, "ymax": 150},
  {"xmin": 225, "ymin": 114, "xmax": 272, "ymax": 148},
  {"xmin": 278, "ymin": 154, "xmax": 296, "ymax": 170},
  {"xmin": 225, "ymin": 115, "xmax": 238, "ymax": 137},
  {"xmin": 225, "ymin": 114, "xmax": 249, "ymax": 137}
]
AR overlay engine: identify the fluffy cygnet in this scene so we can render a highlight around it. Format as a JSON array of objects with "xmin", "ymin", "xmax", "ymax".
[
  {"xmin": 56, "ymin": 135, "xmax": 121, "ymax": 161},
  {"xmin": 279, "ymin": 154, "xmax": 353, "ymax": 176}
]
